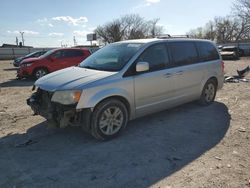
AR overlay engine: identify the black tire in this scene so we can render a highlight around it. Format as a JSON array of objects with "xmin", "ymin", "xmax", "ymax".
[
  {"xmin": 33, "ymin": 68, "xmax": 48, "ymax": 80},
  {"xmin": 233, "ymin": 54, "xmax": 239, "ymax": 60},
  {"xmin": 46, "ymin": 118, "xmax": 60, "ymax": 129},
  {"xmin": 239, "ymin": 49, "xmax": 244, "ymax": 57},
  {"xmin": 90, "ymin": 99, "xmax": 128, "ymax": 140},
  {"xmin": 199, "ymin": 79, "xmax": 217, "ymax": 106}
]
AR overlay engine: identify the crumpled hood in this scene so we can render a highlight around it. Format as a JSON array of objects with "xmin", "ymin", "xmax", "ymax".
[{"xmin": 35, "ymin": 66, "xmax": 116, "ymax": 92}]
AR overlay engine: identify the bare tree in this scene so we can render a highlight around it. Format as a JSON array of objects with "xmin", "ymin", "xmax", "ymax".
[
  {"xmin": 233, "ymin": 0, "xmax": 250, "ymax": 19},
  {"xmin": 95, "ymin": 14, "xmax": 163, "ymax": 43},
  {"xmin": 187, "ymin": 0, "xmax": 250, "ymax": 42},
  {"xmin": 96, "ymin": 19, "xmax": 125, "ymax": 43},
  {"xmin": 121, "ymin": 14, "xmax": 148, "ymax": 39},
  {"xmin": 187, "ymin": 27, "xmax": 204, "ymax": 39},
  {"xmin": 147, "ymin": 18, "xmax": 164, "ymax": 37},
  {"xmin": 214, "ymin": 17, "xmax": 233, "ymax": 42},
  {"xmin": 233, "ymin": 0, "xmax": 250, "ymax": 40},
  {"xmin": 204, "ymin": 21, "xmax": 216, "ymax": 40}
]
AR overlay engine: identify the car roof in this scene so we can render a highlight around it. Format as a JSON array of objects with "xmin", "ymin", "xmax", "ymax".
[
  {"xmin": 54, "ymin": 47, "xmax": 89, "ymax": 51},
  {"xmin": 116, "ymin": 38, "xmax": 212, "ymax": 44}
]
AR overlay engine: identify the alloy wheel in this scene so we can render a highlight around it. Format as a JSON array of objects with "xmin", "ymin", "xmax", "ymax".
[
  {"xmin": 99, "ymin": 106, "xmax": 124, "ymax": 135},
  {"xmin": 204, "ymin": 83, "xmax": 215, "ymax": 102}
]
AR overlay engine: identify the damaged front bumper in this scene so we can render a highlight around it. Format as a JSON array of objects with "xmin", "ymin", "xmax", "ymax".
[{"xmin": 27, "ymin": 88, "xmax": 91, "ymax": 130}]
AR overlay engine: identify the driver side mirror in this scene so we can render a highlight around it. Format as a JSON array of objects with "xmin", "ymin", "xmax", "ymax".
[{"xmin": 136, "ymin": 62, "xmax": 149, "ymax": 72}]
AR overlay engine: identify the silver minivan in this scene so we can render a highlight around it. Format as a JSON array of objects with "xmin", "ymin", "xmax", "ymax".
[{"xmin": 27, "ymin": 38, "xmax": 224, "ymax": 140}]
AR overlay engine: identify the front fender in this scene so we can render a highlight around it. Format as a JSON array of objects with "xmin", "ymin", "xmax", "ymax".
[{"xmin": 76, "ymin": 87, "xmax": 133, "ymax": 111}]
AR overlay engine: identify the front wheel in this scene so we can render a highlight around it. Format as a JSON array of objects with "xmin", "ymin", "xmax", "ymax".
[
  {"xmin": 33, "ymin": 68, "xmax": 48, "ymax": 79},
  {"xmin": 199, "ymin": 79, "xmax": 217, "ymax": 105},
  {"xmin": 90, "ymin": 99, "xmax": 128, "ymax": 140}
]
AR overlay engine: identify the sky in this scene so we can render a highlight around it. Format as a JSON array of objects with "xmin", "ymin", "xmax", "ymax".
[{"xmin": 0, "ymin": 0, "xmax": 235, "ymax": 47}]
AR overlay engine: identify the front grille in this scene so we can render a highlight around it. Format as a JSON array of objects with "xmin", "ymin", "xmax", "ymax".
[
  {"xmin": 37, "ymin": 88, "xmax": 54, "ymax": 109},
  {"xmin": 30, "ymin": 88, "xmax": 78, "ymax": 124}
]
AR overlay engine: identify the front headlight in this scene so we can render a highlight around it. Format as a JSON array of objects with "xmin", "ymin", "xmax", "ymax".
[
  {"xmin": 21, "ymin": 63, "xmax": 33, "ymax": 67},
  {"xmin": 51, "ymin": 90, "xmax": 82, "ymax": 105}
]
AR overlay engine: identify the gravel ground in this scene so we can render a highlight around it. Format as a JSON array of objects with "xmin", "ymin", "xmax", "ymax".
[{"xmin": 0, "ymin": 58, "xmax": 249, "ymax": 188}]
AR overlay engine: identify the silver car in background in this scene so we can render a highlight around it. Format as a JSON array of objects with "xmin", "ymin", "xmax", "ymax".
[{"xmin": 27, "ymin": 38, "xmax": 224, "ymax": 140}]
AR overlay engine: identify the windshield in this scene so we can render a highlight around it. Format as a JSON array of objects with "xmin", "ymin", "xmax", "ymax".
[
  {"xmin": 79, "ymin": 43, "xmax": 143, "ymax": 72},
  {"xmin": 39, "ymin": 49, "xmax": 57, "ymax": 58},
  {"xmin": 24, "ymin": 51, "xmax": 39, "ymax": 58}
]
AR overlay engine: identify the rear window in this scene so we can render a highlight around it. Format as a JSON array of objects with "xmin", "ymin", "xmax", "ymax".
[
  {"xmin": 169, "ymin": 42, "xmax": 198, "ymax": 66},
  {"xmin": 196, "ymin": 42, "xmax": 220, "ymax": 61}
]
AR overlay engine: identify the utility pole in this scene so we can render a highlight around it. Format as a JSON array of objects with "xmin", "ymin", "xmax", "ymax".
[
  {"xmin": 73, "ymin": 36, "xmax": 77, "ymax": 46},
  {"xmin": 15, "ymin": 37, "xmax": 18, "ymax": 46},
  {"xmin": 20, "ymin": 31, "xmax": 24, "ymax": 46}
]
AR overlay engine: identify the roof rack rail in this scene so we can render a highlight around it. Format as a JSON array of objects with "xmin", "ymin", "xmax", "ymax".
[
  {"xmin": 156, "ymin": 34, "xmax": 190, "ymax": 39},
  {"xmin": 156, "ymin": 34, "xmax": 171, "ymax": 39}
]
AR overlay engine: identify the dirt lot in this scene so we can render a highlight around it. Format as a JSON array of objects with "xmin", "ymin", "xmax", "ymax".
[{"xmin": 0, "ymin": 58, "xmax": 249, "ymax": 188}]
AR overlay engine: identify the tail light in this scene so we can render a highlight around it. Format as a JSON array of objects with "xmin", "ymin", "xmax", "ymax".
[{"xmin": 221, "ymin": 61, "xmax": 225, "ymax": 74}]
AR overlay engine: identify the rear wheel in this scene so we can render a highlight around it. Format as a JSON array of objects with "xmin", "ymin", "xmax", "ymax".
[
  {"xmin": 33, "ymin": 68, "xmax": 48, "ymax": 79},
  {"xmin": 90, "ymin": 99, "xmax": 128, "ymax": 140},
  {"xmin": 199, "ymin": 79, "xmax": 217, "ymax": 105}
]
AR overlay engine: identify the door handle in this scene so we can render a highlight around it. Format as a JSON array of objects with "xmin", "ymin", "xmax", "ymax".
[
  {"xmin": 164, "ymin": 73, "xmax": 172, "ymax": 78},
  {"xmin": 174, "ymin": 71, "xmax": 183, "ymax": 75},
  {"xmin": 164, "ymin": 71, "xmax": 183, "ymax": 78}
]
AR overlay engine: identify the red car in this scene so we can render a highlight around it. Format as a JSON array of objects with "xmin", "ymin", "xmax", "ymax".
[{"xmin": 17, "ymin": 48, "xmax": 91, "ymax": 79}]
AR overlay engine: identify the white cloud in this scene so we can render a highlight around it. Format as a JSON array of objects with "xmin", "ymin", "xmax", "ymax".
[
  {"xmin": 23, "ymin": 30, "xmax": 39, "ymax": 35},
  {"xmin": 49, "ymin": 32, "xmax": 64, "ymax": 37},
  {"xmin": 7, "ymin": 30, "xmax": 39, "ymax": 35},
  {"xmin": 37, "ymin": 18, "xmax": 54, "ymax": 28},
  {"xmin": 37, "ymin": 18, "xmax": 48, "ymax": 23},
  {"xmin": 52, "ymin": 16, "xmax": 88, "ymax": 26},
  {"xmin": 132, "ymin": 0, "xmax": 160, "ymax": 11},
  {"xmin": 36, "ymin": 16, "xmax": 88, "ymax": 27},
  {"xmin": 73, "ymin": 30, "xmax": 87, "ymax": 37},
  {"xmin": 146, "ymin": 0, "xmax": 160, "ymax": 3},
  {"xmin": 146, "ymin": 0, "xmax": 160, "ymax": 6},
  {"xmin": 73, "ymin": 27, "xmax": 96, "ymax": 37},
  {"xmin": 131, "ymin": 4, "xmax": 148, "ymax": 11},
  {"xmin": 7, "ymin": 30, "xmax": 19, "ymax": 34}
]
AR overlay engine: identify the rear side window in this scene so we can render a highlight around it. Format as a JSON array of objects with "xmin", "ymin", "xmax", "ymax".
[
  {"xmin": 64, "ymin": 50, "xmax": 84, "ymax": 58},
  {"xmin": 196, "ymin": 42, "xmax": 220, "ymax": 61},
  {"xmin": 52, "ymin": 50, "xmax": 64, "ymax": 59},
  {"xmin": 138, "ymin": 43, "xmax": 169, "ymax": 72},
  {"xmin": 169, "ymin": 42, "xmax": 198, "ymax": 66}
]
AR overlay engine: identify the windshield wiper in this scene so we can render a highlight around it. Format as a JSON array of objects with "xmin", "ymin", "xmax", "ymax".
[
  {"xmin": 82, "ymin": 65, "xmax": 99, "ymax": 70},
  {"xmin": 82, "ymin": 66, "xmax": 118, "ymax": 72}
]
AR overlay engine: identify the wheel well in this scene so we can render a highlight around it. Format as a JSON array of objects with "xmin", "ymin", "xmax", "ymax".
[
  {"xmin": 208, "ymin": 77, "xmax": 218, "ymax": 87},
  {"xmin": 32, "ymin": 67, "xmax": 49, "ymax": 75},
  {"xmin": 96, "ymin": 96, "xmax": 130, "ymax": 116}
]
